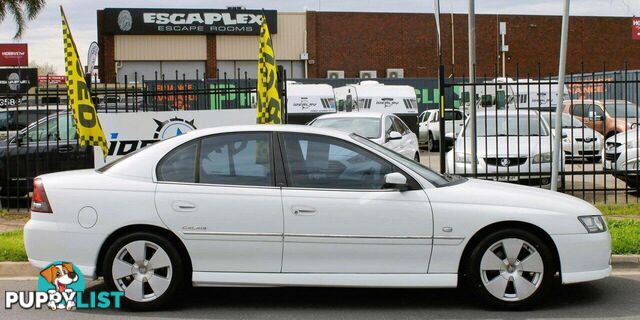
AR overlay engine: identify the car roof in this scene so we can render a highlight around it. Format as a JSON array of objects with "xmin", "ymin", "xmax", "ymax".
[
  {"xmin": 314, "ymin": 112, "xmax": 388, "ymax": 119},
  {"xmin": 181, "ymin": 124, "xmax": 357, "ymax": 140},
  {"xmin": 477, "ymin": 110, "xmax": 540, "ymax": 116}
]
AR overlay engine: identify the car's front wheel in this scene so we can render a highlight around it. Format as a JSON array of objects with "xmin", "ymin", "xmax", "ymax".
[
  {"xmin": 466, "ymin": 229, "xmax": 555, "ymax": 310},
  {"xmin": 103, "ymin": 232, "xmax": 185, "ymax": 311}
]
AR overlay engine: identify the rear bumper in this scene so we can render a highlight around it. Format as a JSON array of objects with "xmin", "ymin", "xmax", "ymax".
[
  {"xmin": 24, "ymin": 217, "xmax": 103, "ymax": 279},
  {"xmin": 552, "ymin": 231, "xmax": 612, "ymax": 284}
]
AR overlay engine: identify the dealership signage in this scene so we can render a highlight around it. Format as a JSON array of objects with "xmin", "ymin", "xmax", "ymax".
[
  {"xmin": 38, "ymin": 75, "xmax": 67, "ymax": 85},
  {"xmin": 103, "ymin": 8, "xmax": 277, "ymax": 35},
  {"xmin": 633, "ymin": 18, "xmax": 640, "ymax": 40},
  {"xmin": 94, "ymin": 109, "xmax": 256, "ymax": 166},
  {"xmin": 0, "ymin": 68, "xmax": 37, "ymax": 95},
  {"xmin": 0, "ymin": 44, "xmax": 28, "ymax": 66}
]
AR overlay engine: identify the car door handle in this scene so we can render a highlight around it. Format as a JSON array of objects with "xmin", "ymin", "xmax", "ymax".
[
  {"xmin": 292, "ymin": 206, "xmax": 317, "ymax": 216},
  {"xmin": 172, "ymin": 201, "xmax": 197, "ymax": 212}
]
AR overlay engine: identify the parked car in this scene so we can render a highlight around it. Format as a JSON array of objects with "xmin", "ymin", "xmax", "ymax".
[
  {"xmin": 602, "ymin": 100, "xmax": 639, "ymax": 129},
  {"xmin": 0, "ymin": 112, "xmax": 92, "ymax": 197},
  {"xmin": 540, "ymin": 112, "xmax": 603, "ymax": 163},
  {"xmin": 25, "ymin": 124, "xmax": 610, "ymax": 310},
  {"xmin": 418, "ymin": 109, "xmax": 466, "ymax": 151},
  {"xmin": 603, "ymin": 128, "xmax": 639, "ymax": 189},
  {"xmin": 563, "ymin": 99, "xmax": 630, "ymax": 139},
  {"xmin": 0, "ymin": 106, "xmax": 67, "ymax": 139},
  {"xmin": 308, "ymin": 112, "xmax": 420, "ymax": 161},
  {"xmin": 447, "ymin": 110, "xmax": 560, "ymax": 187}
]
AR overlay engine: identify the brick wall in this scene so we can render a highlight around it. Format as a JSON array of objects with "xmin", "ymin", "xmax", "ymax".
[{"xmin": 306, "ymin": 12, "xmax": 640, "ymax": 78}]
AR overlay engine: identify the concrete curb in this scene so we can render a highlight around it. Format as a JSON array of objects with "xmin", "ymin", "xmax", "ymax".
[{"xmin": 0, "ymin": 255, "xmax": 638, "ymax": 279}]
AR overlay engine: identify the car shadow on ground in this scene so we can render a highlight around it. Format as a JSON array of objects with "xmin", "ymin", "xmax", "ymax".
[{"xmin": 74, "ymin": 276, "xmax": 640, "ymax": 319}]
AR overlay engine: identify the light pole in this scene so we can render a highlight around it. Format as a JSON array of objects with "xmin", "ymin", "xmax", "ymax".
[{"xmin": 551, "ymin": 0, "xmax": 571, "ymax": 191}]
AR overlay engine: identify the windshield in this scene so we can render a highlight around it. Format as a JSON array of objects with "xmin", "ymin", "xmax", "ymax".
[
  {"xmin": 469, "ymin": 114, "xmax": 549, "ymax": 137},
  {"xmin": 605, "ymin": 102, "xmax": 639, "ymax": 118},
  {"xmin": 443, "ymin": 111, "xmax": 464, "ymax": 120},
  {"xmin": 541, "ymin": 113, "xmax": 584, "ymax": 129},
  {"xmin": 351, "ymin": 134, "xmax": 464, "ymax": 187},
  {"xmin": 311, "ymin": 117, "xmax": 381, "ymax": 139}
]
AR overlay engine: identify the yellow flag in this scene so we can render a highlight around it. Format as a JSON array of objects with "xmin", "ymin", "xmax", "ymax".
[
  {"xmin": 256, "ymin": 16, "xmax": 282, "ymax": 124},
  {"xmin": 61, "ymin": 7, "xmax": 108, "ymax": 158}
]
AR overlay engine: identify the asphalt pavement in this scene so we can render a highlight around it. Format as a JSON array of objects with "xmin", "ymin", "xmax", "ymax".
[{"xmin": 0, "ymin": 272, "xmax": 639, "ymax": 319}]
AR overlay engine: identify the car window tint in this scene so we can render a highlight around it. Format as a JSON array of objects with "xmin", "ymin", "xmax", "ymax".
[
  {"xmin": 25, "ymin": 116, "xmax": 60, "ymax": 142},
  {"xmin": 199, "ymin": 133, "xmax": 273, "ymax": 186},
  {"xmin": 157, "ymin": 141, "xmax": 197, "ymax": 183},
  {"xmin": 282, "ymin": 133, "xmax": 394, "ymax": 189},
  {"xmin": 57, "ymin": 115, "xmax": 77, "ymax": 141}
]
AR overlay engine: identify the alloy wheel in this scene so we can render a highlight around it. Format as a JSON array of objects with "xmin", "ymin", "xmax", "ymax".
[
  {"xmin": 479, "ymin": 238, "xmax": 544, "ymax": 302},
  {"xmin": 111, "ymin": 240, "xmax": 173, "ymax": 302}
]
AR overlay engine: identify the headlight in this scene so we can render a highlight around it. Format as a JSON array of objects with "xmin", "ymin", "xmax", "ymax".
[
  {"xmin": 578, "ymin": 215, "xmax": 607, "ymax": 233},
  {"xmin": 455, "ymin": 152, "xmax": 473, "ymax": 164},
  {"xmin": 532, "ymin": 152, "xmax": 552, "ymax": 163}
]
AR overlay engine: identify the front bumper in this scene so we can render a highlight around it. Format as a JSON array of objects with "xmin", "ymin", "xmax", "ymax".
[
  {"xmin": 448, "ymin": 157, "xmax": 554, "ymax": 185},
  {"xmin": 552, "ymin": 231, "xmax": 612, "ymax": 284}
]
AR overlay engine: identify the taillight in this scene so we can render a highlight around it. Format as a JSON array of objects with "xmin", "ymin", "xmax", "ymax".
[{"xmin": 31, "ymin": 178, "xmax": 52, "ymax": 213}]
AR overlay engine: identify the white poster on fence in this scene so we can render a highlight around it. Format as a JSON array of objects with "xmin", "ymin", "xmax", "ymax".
[{"xmin": 94, "ymin": 109, "xmax": 256, "ymax": 167}]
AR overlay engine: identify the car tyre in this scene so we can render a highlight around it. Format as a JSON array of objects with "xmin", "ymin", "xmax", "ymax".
[
  {"xmin": 103, "ymin": 231, "xmax": 185, "ymax": 311},
  {"xmin": 465, "ymin": 228, "xmax": 555, "ymax": 310},
  {"xmin": 427, "ymin": 132, "xmax": 438, "ymax": 152}
]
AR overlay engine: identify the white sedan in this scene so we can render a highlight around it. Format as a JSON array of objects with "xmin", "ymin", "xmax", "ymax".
[
  {"xmin": 308, "ymin": 112, "xmax": 420, "ymax": 161},
  {"xmin": 25, "ymin": 125, "xmax": 610, "ymax": 310}
]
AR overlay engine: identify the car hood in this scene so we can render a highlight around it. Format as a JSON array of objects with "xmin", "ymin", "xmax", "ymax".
[
  {"xmin": 442, "ymin": 178, "xmax": 599, "ymax": 217},
  {"xmin": 456, "ymin": 136, "xmax": 552, "ymax": 157}
]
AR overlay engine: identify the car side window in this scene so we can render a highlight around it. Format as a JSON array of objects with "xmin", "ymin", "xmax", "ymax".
[
  {"xmin": 157, "ymin": 141, "xmax": 198, "ymax": 183},
  {"xmin": 571, "ymin": 104, "xmax": 593, "ymax": 118},
  {"xmin": 199, "ymin": 132, "xmax": 273, "ymax": 186},
  {"xmin": 57, "ymin": 115, "xmax": 78, "ymax": 141},
  {"xmin": 281, "ymin": 133, "xmax": 395, "ymax": 190},
  {"xmin": 392, "ymin": 117, "xmax": 408, "ymax": 135},
  {"xmin": 384, "ymin": 116, "xmax": 395, "ymax": 136}
]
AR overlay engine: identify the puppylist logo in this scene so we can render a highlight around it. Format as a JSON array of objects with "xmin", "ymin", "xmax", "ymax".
[{"xmin": 5, "ymin": 261, "xmax": 123, "ymax": 311}]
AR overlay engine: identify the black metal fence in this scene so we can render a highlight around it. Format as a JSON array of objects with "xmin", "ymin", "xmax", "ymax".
[
  {"xmin": 436, "ymin": 64, "xmax": 640, "ymax": 204},
  {"xmin": 2, "ymin": 64, "xmax": 640, "ymax": 211},
  {"xmin": 0, "ymin": 68, "xmax": 287, "ymax": 212}
]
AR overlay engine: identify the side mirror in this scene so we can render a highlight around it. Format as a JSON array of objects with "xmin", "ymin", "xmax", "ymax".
[
  {"xmin": 15, "ymin": 133, "xmax": 24, "ymax": 146},
  {"xmin": 562, "ymin": 132, "xmax": 568, "ymax": 139},
  {"xmin": 383, "ymin": 172, "xmax": 407, "ymax": 190},
  {"xmin": 387, "ymin": 131, "xmax": 402, "ymax": 141}
]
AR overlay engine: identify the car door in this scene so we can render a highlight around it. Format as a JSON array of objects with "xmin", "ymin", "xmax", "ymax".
[
  {"xmin": 53, "ymin": 114, "xmax": 92, "ymax": 172},
  {"xmin": 279, "ymin": 133, "xmax": 433, "ymax": 273},
  {"xmin": 154, "ymin": 132, "xmax": 284, "ymax": 272}
]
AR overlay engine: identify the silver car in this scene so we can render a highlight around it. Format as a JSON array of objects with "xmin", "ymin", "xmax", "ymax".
[
  {"xmin": 541, "ymin": 112, "xmax": 603, "ymax": 163},
  {"xmin": 604, "ymin": 128, "xmax": 640, "ymax": 189},
  {"xmin": 447, "ymin": 110, "xmax": 559, "ymax": 187}
]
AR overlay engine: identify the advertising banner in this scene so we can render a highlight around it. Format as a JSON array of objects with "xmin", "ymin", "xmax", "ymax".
[
  {"xmin": 38, "ymin": 75, "xmax": 67, "ymax": 85},
  {"xmin": 0, "ymin": 44, "xmax": 28, "ymax": 66},
  {"xmin": 0, "ymin": 68, "xmax": 37, "ymax": 95},
  {"xmin": 633, "ymin": 17, "xmax": 640, "ymax": 40},
  {"xmin": 94, "ymin": 109, "xmax": 256, "ymax": 166},
  {"xmin": 103, "ymin": 8, "xmax": 277, "ymax": 35},
  {"xmin": 145, "ymin": 80, "xmax": 208, "ymax": 110}
]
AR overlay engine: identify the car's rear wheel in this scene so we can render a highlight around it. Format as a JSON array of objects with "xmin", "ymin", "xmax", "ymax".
[
  {"xmin": 427, "ymin": 132, "xmax": 438, "ymax": 152},
  {"xmin": 466, "ymin": 229, "xmax": 555, "ymax": 310},
  {"xmin": 103, "ymin": 232, "xmax": 185, "ymax": 311}
]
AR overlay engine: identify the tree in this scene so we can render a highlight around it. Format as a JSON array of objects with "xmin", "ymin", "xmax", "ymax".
[
  {"xmin": 0, "ymin": 0, "xmax": 46, "ymax": 39},
  {"xmin": 30, "ymin": 60, "xmax": 56, "ymax": 75}
]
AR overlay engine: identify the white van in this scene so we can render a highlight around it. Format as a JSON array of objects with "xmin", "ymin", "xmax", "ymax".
[
  {"xmin": 333, "ymin": 81, "xmax": 419, "ymax": 114},
  {"xmin": 460, "ymin": 78, "xmax": 568, "ymax": 110},
  {"xmin": 286, "ymin": 81, "xmax": 336, "ymax": 114}
]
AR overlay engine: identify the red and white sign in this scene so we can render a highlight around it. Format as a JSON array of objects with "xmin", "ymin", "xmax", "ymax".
[
  {"xmin": 38, "ymin": 75, "xmax": 67, "ymax": 85},
  {"xmin": 633, "ymin": 18, "xmax": 640, "ymax": 40},
  {"xmin": 0, "ymin": 43, "xmax": 28, "ymax": 66}
]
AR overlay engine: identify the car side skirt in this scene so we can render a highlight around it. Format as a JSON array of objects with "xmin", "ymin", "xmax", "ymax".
[{"xmin": 192, "ymin": 272, "xmax": 458, "ymax": 288}]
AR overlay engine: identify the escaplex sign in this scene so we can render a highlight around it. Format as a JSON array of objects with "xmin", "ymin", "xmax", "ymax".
[{"xmin": 103, "ymin": 8, "xmax": 277, "ymax": 35}]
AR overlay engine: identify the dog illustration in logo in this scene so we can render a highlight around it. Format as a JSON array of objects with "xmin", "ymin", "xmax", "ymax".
[{"xmin": 40, "ymin": 262, "xmax": 79, "ymax": 310}]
